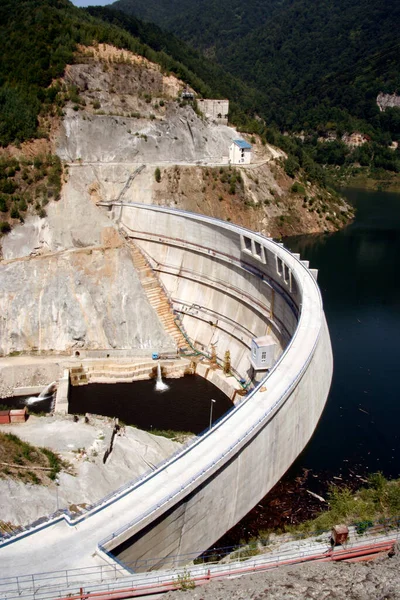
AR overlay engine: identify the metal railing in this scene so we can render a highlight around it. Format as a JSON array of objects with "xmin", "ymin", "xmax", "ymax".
[{"xmin": 1, "ymin": 523, "xmax": 399, "ymax": 599}]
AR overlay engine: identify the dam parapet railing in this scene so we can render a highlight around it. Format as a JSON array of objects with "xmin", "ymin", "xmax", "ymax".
[{"xmin": 2, "ymin": 525, "xmax": 399, "ymax": 599}]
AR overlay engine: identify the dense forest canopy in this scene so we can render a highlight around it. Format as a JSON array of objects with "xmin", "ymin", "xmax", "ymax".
[
  {"xmin": 85, "ymin": 6, "xmax": 265, "ymax": 115},
  {"xmin": 112, "ymin": 0, "xmax": 279, "ymax": 51},
  {"xmin": 113, "ymin": 0, "xmax": 400, "ymax": 140}
]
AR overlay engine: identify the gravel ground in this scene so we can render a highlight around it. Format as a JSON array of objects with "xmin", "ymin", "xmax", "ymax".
[{"xmin": 163, "ymin": 546, "xmax": 400, "ymax": 599}]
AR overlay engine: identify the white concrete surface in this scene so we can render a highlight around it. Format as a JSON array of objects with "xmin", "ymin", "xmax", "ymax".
[{"xmin": 0, "ymin": 207, "xmax": 332, "ymax": 581}]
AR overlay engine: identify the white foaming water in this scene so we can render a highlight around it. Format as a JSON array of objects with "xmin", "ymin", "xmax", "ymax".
[
  {"xmin": 155, "ymin": 363, "xmax": 169, "ymax": 392},
  {"xmin": 25, "ymin": 381, "xmax": 57, "ymax": 405}
]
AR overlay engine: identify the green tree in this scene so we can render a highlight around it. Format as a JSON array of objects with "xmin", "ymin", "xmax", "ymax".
[
  {"xmin": 0, "ymin": 222, "xmax": 11, "ymax": 233},
  {"xmin": 10, "ymin": 205, "xmax": 20, "ymax": 219},
  {"xmin": 284, "ymin": 155, "xmax": 300, "ymax": 178}
]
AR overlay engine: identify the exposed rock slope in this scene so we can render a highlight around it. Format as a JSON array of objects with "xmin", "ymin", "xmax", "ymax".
[
  {"xmin": 0, "ymin": 245, "xmax": 173, "ymax": 355},
  {"xmin": 0, "ymin": 415, "xmax": 182, "ymax": 526}
]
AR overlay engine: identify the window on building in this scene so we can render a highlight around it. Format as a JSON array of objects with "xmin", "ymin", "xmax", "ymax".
[
  {"xmin": 252, "ymin": 345, "xmax": 257, "ymax": 358},
  {"xmin": 261, "ymin": 351, "xmax": 267, "ymax": 363},
  {"xmin": 283, "ymin": 263, "xmax": 290, "ymax": 284},
  {"xmin": 254, "ymin": 241, "xmax": 262, "ymax": 258},
  {"xmin": 244, "ymin": 237, "xmax": 252, "ymax": 252},
  {"xmin": 277, "ymin": 257, "xmax": 283, "ymax": 276}
]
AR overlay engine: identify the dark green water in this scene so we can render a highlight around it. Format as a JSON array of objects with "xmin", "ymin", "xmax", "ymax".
[
  {"xmin": 215, "ymin": 188, "xmax": 400, "ymax": 545},
  {"xmin": 68, "ymin": 375, "xmax": 232, "ymax": 435},
  {"xmin": 286, "ymin": 188, "xmax": 400, "ymax": 479}
]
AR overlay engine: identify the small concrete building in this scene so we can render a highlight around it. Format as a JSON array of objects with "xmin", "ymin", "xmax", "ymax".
[
  {"xmin": 229, "ymin": 139, "xmax": 252, "ymax": 165},
  {"xmin": 250, "ymin": 335, "xmax": 277, "ymax": 372},
  {"xmin": 198, "ymin": 99, "xmax": 229, "ymax": 124},
  {"xmin": 181, "ymin": 90, "xmax": 194, "ymax": 101}
]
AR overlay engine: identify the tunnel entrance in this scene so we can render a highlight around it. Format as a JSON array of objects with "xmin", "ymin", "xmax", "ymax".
[{"xmin": 68, "ymin": 374, "xmax": 232, "ymax": 434}]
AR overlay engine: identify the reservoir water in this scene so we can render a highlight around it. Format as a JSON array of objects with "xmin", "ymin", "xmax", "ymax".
[
  {"xmin": 286, "ymin": 188, "xmax": 400, "ymax": 480},
  {"xmin": 218, "ymin": 187, "xmax": 400, "ymax": 543}
]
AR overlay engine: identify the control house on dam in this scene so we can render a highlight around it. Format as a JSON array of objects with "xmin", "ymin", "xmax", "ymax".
[{"xmin": 0, "ymin": 204, "xmax": 333, "ymax": 576}]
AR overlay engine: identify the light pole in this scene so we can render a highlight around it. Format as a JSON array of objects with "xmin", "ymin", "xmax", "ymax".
[{"xmin": 209, "ymin": 399, "xmax": 216, "ymax": 430}]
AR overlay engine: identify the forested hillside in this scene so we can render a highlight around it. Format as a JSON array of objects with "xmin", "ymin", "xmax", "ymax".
[
  {"xmin": 112, "ymin": 0, "xmax": 279, "ymax": 54},
  {"xmin": 85, "ymin": 6, "xmax": 264, "ymax": 120},
  {"xmin": 0, "ymin": 0, "xmax": 262, "ymax": 148},
  {"xmin": 1, "ymin": 0, "xmax": 399, "ymax": 188},
  {"xmin": 114, "ymin": 0, "xmax": 400, "ymax": 176}
]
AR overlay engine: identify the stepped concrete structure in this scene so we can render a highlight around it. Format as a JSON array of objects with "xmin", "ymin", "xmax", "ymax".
[
  {"xmin": 128, "ymin": 241, "xmax": 188, "ymax": 351},
  {"xmin": 0, "ymin": 205, "xmax": 333, "ymax": 582}
]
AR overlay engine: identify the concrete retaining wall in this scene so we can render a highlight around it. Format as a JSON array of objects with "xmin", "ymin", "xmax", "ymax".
[
  {"xmin": 68, "ymin": 358, "xmax": 193, "ymax": 386},
  {"xmin": 0, "ymin": 358, "xmax": 64, "ymax": 400}
]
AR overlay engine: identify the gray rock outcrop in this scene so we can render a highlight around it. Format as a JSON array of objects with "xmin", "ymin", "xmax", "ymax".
[
  {"xmin": 377, "ymin": 92, "xmax": 400, "ymax": 112},
  {"xmin": 57, "ymin": 104, "xmax": 236, "ymax": 165},
  {"xmin": 0, "ymin": 246, "xmax": 174, "ymax": 355}
]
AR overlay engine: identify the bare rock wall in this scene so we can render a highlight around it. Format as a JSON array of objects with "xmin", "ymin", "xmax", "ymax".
[{"xmin": 0, "ymin": 246, "xmax": 174, "ymax": 355}]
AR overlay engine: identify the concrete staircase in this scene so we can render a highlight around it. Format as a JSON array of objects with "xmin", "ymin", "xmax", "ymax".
[{"xmin": 129, "ymin": 242, "xmax": 189, "ymax": 352}]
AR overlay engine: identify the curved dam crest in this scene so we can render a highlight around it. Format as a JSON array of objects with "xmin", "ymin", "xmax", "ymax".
[{"xmin": 0, "ymin": 206, "xmax": 333, "ymax": 577}]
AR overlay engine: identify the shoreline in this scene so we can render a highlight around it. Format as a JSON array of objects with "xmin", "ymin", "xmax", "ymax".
[{"xmin": 339, "ymin": 173, "xmax": 400, "ymax": 193}]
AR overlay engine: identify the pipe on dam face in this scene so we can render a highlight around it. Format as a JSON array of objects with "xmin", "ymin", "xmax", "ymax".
[{"xmin": 0, "ymin": 206, "xmax": 333, "ymax": 578}]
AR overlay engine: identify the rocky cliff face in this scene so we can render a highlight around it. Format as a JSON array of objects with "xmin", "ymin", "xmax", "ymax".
[
  {"xmin": 58, "ymin": 102, "xmax": 237, "ymax": 165},
  {"xmin": 0, "ymin": 244, "xmax": 174, "ymax": 355}
]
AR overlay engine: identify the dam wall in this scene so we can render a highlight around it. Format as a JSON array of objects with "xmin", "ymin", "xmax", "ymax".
[
  {"xmin": 103, "ymin": 204, "xmax": 332, "ymax": 569},
  {"xmin": 115, "ymin": 203, "xmax": 300, "ymax": 379},
  {"xmin": 0, "ymin": 206, "xmax": 332, "ymax": 577}
]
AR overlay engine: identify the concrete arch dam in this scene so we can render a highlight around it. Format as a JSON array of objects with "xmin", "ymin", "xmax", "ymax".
[{"xmin": 0, "ymin": 206, "xmax": 333, "ymax": 578}]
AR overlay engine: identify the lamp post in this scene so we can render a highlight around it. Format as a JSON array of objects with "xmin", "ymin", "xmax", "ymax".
[{"xmin": 209, "ymin": 399, "xmax": 216, "ymax": 430}]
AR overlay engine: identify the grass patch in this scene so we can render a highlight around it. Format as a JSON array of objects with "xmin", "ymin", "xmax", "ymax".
[
  {"xmin": 175, "ymin": 568, "xmax": 195, "ymax": 590},
  {"xmin": 285, "ymin": 473, "xmax": 400, "ymax": 536},
  {"xmin": 0, "ymin": 432, "xmax": 68, "ymax": 485},
  {"xmin": 230, "ymin": 538, "xmax": 260, "ymax": 561},
  {"xmin": 148, "ymin": 429, "xmax": 192, "ymax": 441}
]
